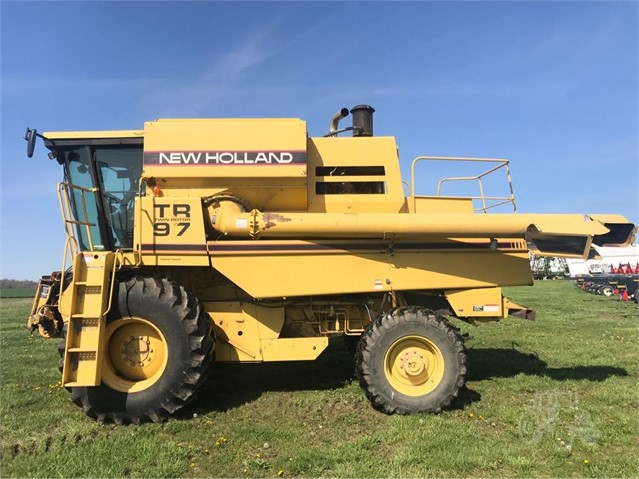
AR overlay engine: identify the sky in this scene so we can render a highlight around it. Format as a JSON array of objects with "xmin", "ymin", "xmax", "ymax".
[{"xmin": 1, "ymin": 1, "xmax": 637, "ymax": 280}]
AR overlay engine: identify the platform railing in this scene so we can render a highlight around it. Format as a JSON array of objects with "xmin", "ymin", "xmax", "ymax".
[{"xmin": 410, "ymin": 156, "xmax": 517, "ymax": 213}]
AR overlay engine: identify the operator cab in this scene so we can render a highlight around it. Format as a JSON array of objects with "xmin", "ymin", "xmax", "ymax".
[{"xmin": 40, "ymin": 131, "xmax": 143, "ymax": 251}]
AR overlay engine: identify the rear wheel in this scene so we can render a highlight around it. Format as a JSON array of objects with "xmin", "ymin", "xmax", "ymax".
[
  {"xmin": 356, "ymin": 307, "xmax": 466, "ymax": 414},
  {"xmin": 64, "ymin": 276, "xmax": 214, "ymax": 424}
]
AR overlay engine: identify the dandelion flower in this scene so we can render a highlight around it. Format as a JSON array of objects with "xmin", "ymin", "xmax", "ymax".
[{"xmin": 584, "ymin": 459, "xmax": 590, "ymax": 465}]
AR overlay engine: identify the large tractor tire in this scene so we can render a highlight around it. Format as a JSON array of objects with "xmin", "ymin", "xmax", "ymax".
[
  {"xmin": 356, "ymin": 307, "xmax": 466, "ymax": 414},
  {"xmin": 60, "ymin": 276, "xmax": 214, "ymax": 424}
]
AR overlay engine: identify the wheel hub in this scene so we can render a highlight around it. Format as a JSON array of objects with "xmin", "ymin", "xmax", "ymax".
[
  {"xmin": 120, "ymin": 335, "xmax": 154, "ymax": 367},
  {"xmin": 400, "ymin": 350, "xmax": 427, "ymax": 376},
  {"xmin": 384, "ymin": 335, "xmax": 445, "ymax": 397},
  {"xmin": 103, "ymin": 317, "xmax": 168, "ymax": 392}
]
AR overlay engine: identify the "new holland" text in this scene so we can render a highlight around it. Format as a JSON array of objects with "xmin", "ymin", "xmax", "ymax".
[{"xmin": 158, "ymin": 152, "xmax": 296, "ymax": 164}]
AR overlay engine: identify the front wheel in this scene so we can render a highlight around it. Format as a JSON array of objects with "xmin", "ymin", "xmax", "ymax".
[
  {"xmin": 65, "ymin": 276, "xmax": 214, "ymax": 424},
  {"xmin": 356, "ymin": 307, "xmax": 466, "ymax": 414}
]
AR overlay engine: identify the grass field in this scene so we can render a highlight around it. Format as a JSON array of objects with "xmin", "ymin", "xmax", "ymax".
[
  {"xmin": 1, "ymin": 281, "xmax": 637, "ymax": 478},
  {"xmin": 0, "ymin": 288, "xmax": 36, "ymax": 299}
]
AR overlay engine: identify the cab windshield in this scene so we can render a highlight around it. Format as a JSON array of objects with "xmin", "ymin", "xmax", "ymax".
[{"xmin": 58, "ymin": 144, "xmax": 142, "ymax": 251}]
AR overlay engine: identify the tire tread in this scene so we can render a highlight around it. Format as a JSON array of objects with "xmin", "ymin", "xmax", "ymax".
[
  {"xmin": 62, "ymin": 275, "xmax": 214, "ymax": 424},
  {"xmin": 356, "ymin": 306, "xmax": 467, "ymax": 415}
]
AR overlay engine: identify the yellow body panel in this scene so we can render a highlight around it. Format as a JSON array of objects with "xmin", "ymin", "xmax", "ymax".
[
  {"xmin": 204, "ymin": 301, "xmax": 328, "ymax": 362},
  {"xmin": 445, "ymin": 288, "xmax": 504, "ymax": 318},
  {"xmin": 135, "ymin": 196, "xmax": 209, "ymax": 266},
  {"xmin": 144, "ymin": 118, "xmax": 306, "ymax": 151},
  {"xmin": 411, "ymin": 196, "xmax": 474, "ymax": 214},
  {"xmin": 307, "ymin": 137, "xmax": 405, "ymax": 213},
  {"xmin": 260, "ymin": 338, "xmax": 329, "ymax": 362},
  {"xmin": 208, "ymin": 239, "xmax": 531, "ymax": 298},
  {"xmin": 205, "ymin": 302, "xmax": 267, "ymax": 361},
  {"xmin": 142, "ymin": 118, "xmax": 307, "ymax": 179}
]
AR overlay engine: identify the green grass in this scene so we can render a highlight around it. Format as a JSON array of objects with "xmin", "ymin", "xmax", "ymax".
[
  {"xmin": 1, "ymin": 282, "xmax": 637, "ymax": 478},
  {"xmin": 0, "ymin": 288, "xmax": 36, "ymax": 299}
]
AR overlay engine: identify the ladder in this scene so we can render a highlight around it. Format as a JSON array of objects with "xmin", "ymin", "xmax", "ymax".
[{"xmin": 62, "ymin": 251, "xmax": 115, "ymax": 387}]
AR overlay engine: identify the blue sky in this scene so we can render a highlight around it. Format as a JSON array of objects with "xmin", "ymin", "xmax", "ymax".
[{"xmin": 1, "ymin": 1, "xmax": 637, "ymax": 280}]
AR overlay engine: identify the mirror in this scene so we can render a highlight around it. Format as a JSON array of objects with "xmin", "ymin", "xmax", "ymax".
[{"xmin": 24, "ymin": 128, "xmax": 37, "ymax": 158}]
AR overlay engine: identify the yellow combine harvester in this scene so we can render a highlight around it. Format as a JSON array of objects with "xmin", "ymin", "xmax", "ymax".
[{"xmin": 25, "ymin": 105, "xmax": 635, "ymax": 423}]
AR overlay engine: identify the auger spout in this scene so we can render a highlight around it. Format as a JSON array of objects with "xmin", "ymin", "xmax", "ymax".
[{"xmin": 210, "ymin": 202, "xmax": 636, "ymax": 259}]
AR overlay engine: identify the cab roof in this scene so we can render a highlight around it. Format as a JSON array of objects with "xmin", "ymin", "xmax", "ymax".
[{"xmin": 43, "ymin": 130, "xmax": 143, "ymax": 140}]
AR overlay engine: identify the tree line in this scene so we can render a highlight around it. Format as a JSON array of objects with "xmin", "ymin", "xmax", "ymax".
[{"xmin": 0, "ymin": 279, "xmax": 38, "ymax": 289}]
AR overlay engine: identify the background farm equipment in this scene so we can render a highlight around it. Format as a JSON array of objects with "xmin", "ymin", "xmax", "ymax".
[
  {"xmin": 575, "ymin": 265, "xmax": 639, "ymax": 303},
  {"xmin": 530, "ymin": 254, "xmax": 569, "ymax": 280}
]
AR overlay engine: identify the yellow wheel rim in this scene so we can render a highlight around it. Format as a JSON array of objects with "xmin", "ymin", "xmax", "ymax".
[
  {"xmin": 384, "ymin": 335, "xmax": 445, "ymax": 396},
  {"xmin": 102, "ymin": 317, "xmax": 168, "ymax": 393}
]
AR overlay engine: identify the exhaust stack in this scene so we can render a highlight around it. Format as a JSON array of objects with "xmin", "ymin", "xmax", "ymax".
[
  {"xmin": 351, "ymin": 104, "xmax": 375, "ymax": 137},
  {"xmin": 328, "ymin": 108, "xmax": 350, "ymax": 136}
]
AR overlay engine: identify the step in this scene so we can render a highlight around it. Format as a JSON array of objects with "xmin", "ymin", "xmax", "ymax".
[
  {"xmin": 73, "ymin": 281, "xmax": 104, "ymax": 287},
  {"xmin": 63, "ymin": 381, "xmax": 98, "ymax": 388},
  {"xmin": 67, "ymin": 348, "xmax": 98, "ymax": 353}
]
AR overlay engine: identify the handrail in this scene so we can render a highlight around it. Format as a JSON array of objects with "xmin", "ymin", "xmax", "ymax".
[
  {"xmin": 410, "ymin": 156, "xmax": 516, "ymax": 213},
  {"xmin": 134, "ymin": 177, "xmax": 146, "ymax": 267},
  {"xmin": 57, "ymin": 183, "xmax": 74, "ymax": 243},
  {"xmin": 57, "ymin": 182, "xmax": 99, "ymax": 251},
  {"xmin": 401, "ymin": 179, "xmax": 411, "ymax": 197},
  {"xmin": 57, "ymin": 182, "xmax": 87, "ymax": 298},
  {"xmin": 104, "ymin": 250, "xmax": 123, "ymax": 316},
  {"xmin": 59, "ymin": 235, "xmax": 78, "ymax": 297}
]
